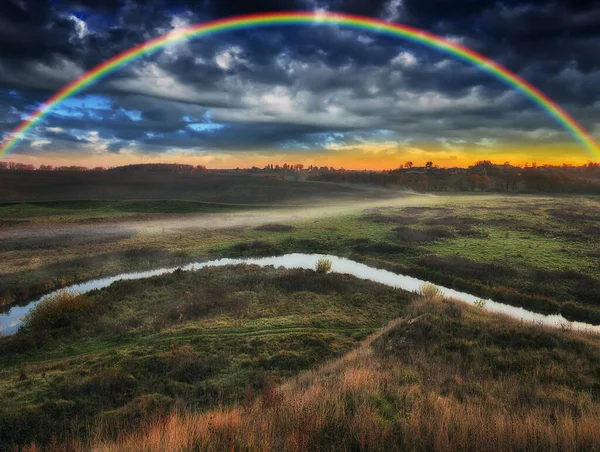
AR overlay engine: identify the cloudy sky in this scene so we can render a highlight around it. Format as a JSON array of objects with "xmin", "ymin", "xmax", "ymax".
[{"xmin": 1, "ymin": 0, "xmax": 599, "ymax": 169}]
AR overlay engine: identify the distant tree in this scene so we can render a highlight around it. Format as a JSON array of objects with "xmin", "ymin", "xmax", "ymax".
[
  {"xmin": 477, "ymin": 175, "xmax": 491, "ymax": 191},
  {"xmin": 405, "ymin": 161, "xmax": 413, "ymax": 169},
  {"xmin": 39, "ymin": 165, "xmax": 53, "ymax": 171},
  {"xmin": 425, "ymin": 161, "xmax": 433, "ymax": 169},
  {"xmin": 467, "ymin": 174, "xmax": 480, "ymax": 191},
  {"xmin": 501, "ymin": 167, "xmax": 519, "ymax": 192},
  {"xmin": 0, "ymin": 162, "xmax": 8, "ymax": 170},
  {"xmin": 55, "ymin": 165, "xmax": 88, "ymax": 172},
  {"xmin": 9, "ymin": 162, "xmax": 35, "ymax": 171},
  {"xmin": 418, "ymin": 175, "xmax": 430, "ymax": 191}
]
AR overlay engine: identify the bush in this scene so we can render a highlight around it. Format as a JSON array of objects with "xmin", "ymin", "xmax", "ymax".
[
  {"xmin": 315, "ymin": 258, "xmax": 332, "ymax": 274},
  {"xmin": 21, "ymin": 290, "xmax": 92, "ymax": 332},
  {"xmin": 560, "ymin": 302, "xmax": 600, "ymax": 324},
  {"xmin": 168, "ymin": 344, "xmax": 214, "ymax": 383},
  {"xmin": 419, "ymin": 283, "xmax": 443, "ymax": 300}
]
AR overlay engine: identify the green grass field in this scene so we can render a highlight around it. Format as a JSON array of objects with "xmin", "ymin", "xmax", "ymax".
[
  {"xmin": 2, "ymin": 194, "xmax": 599, "ymax": 321},
  {"xmin": 0, "ymin": 200, "xmax": 271, "ymax": 223},
  {"xmin": 0, "ymin": 265, "xmax": 409, "ymax": 447},
  {"xmin": 2, "ymin": 189, "xmax": 600, "ymax": 449}
]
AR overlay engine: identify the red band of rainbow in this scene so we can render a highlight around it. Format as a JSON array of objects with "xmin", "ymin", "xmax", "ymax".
[{"xmin": 1, "ymin": 12, "xmax": 598, "ymax": 158}]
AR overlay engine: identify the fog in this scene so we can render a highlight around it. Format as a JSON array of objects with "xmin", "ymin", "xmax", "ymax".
[{"xmin": 0, "ymin": 193, "xmax": 451, "ymax": 246}]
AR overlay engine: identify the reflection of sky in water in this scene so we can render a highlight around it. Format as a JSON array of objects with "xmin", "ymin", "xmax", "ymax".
[{"xmin": 2, "ymin": 254, "xmax": 599, "ymax": 335}]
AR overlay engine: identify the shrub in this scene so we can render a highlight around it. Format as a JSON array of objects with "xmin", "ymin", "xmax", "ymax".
[
  {"xmin": 560, "ymin": 302, "xmax": 600, "ymax": 324},
  {"xmin": 21, "ymin": 290, "xmax": 92, "ymax": 332},
  {"xmin": 168, "ymin": 344, "xmax": 213, "ymax": 383},
  {"xmin": 419, "ymin": 283, "xmax": 443, "ymax": 300},
  {"xmin": 315, "ymin": 258, "xmax": 332, "ymax": 274},
  {"xmin": 474, "ymin": 299, "xmax": 487, "ymax": 309}
]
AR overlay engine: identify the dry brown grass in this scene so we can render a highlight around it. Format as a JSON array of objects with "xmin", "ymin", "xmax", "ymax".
[
  {"xmin": 72, "ymin": 299, "xmax": 600, "ymax": 452},
  {"xmin": 21, "ymin": 290, "xmax": 91, "ymax": 331},
  {"xmin": 419, "ymin": 282, "xmax": 444, "ymax": 300}
]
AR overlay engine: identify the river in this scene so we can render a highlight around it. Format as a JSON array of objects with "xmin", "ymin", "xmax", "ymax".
[{"xmin": 1, "ymin": 253, "xmax": 598, "ymax": 335}]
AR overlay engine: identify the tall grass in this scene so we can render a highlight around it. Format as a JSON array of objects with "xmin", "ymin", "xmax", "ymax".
[
  {"xmin": 71, "ymin": 298, "xmax": 600, "ymax": 451},
  {"xmin": 21, "ymin": 290, "xmax": 91, "ymax": 332},
  {"xmin": 419, "ymin": 283, "xmax": 443, "ymax": 300}
]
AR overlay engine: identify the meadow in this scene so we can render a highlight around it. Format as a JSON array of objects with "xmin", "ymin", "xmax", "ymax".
[
  {"xmin": 1, "ymin": 193, "xmax": 599, "ymax": 321},
  {"xmin": 0, "ymin": 265, "xmax": 410, "ymax": 447},
  {"xmin": 86, "ymin": 295, "xmax": 600, "ymax": 452},
  {"xmin": 1, "ymin": 175, "xmax": 600, "ymax": 450}
]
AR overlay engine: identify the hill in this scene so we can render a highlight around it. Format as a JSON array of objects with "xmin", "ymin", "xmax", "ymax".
[{"xmin": 86, "ymin": 294, "xmax": 600, "ymax": 451}]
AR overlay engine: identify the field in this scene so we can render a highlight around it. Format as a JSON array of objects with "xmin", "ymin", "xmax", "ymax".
[
  {"xmin": 88, "ymin": 297, "xmax": 600, "ymax": 452},
  {"xmin": 0, "ymin": 170, "xmax": 401, "ymax": 204},
  {"xmin": 1, "ymin": 173, "xmax": 600, "ymax": 450},
  {"xmin": 0, "ymin": 265, "xmax": 410, "ymax": 447},
  {"xmin": 2, "ymin": 191, "xmax": 599, "ymax": 322}
]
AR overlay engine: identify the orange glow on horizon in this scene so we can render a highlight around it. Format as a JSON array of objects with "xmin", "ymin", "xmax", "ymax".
[{"xmin": 1, "ymin": 142, "xmax": 594, "ymax": 170}]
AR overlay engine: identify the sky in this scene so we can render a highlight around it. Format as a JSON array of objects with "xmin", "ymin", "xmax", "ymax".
[{"xmin": 1, "ymin": 0, "xmax": 600, "ymax": 169}]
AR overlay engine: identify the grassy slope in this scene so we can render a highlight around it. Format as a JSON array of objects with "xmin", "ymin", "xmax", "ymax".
[
  {"xmin": 0, "ymin": 265, "xmax": 410, "ymax": 448},
  {"xmin": 85, "ymin": 296, "xmax": 600, "ymax": 452}
]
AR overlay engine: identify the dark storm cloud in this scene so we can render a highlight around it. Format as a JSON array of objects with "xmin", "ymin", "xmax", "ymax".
[{"xmin": 0, "ymin": 0, "xmax": 599, "ymax": 156}]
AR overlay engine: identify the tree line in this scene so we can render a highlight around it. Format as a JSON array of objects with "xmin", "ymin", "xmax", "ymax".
[{"xmin": 2, "ymin": 160, "xmax": 600, "ymax": 193}]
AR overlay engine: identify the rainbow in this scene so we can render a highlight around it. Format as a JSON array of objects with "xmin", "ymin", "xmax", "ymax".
[{"xmin": 1, "ymin": 11, "xmax": 598, "ymax": 158}]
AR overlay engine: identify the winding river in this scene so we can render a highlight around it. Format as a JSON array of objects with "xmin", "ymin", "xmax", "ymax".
[{"xmin": 1, "ymin": 253, "xmax": 598, "ymax": 335}]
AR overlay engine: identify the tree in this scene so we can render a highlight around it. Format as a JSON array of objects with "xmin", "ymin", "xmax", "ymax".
[
  {"xmin": 477, "ymin": 175, "xmax": 491, "ymax": 191},
  {"xmin": 404, "ymin": 161, "xmax": 413, "ymax": 169},
  {"xmin": 501, "ymin": 167, "xmax": 519, "ymax": 192},
  {"xmin": 467, "ymin": 174, "xmax": 480, "ymax": 191},
  {"xmin": 425, "ymin": 161, "xmax": 433, "ymax": 169},
  {"xmin": 8, "ymin": 162, "xmax": 35, "ymax": 171},
  {"xmin": 418, "ymin": 175, "xmax": 430, "ymax": 191}
]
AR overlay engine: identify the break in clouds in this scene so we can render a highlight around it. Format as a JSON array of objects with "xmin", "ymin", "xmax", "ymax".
[{"xmin": 1, "ymin": 0, "xmax": 600, "ymax": 160}]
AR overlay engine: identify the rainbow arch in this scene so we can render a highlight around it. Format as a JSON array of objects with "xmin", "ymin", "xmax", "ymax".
[{"xmin": 1, "ymin": 11, "xmax": 598, "ymax": 158}]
